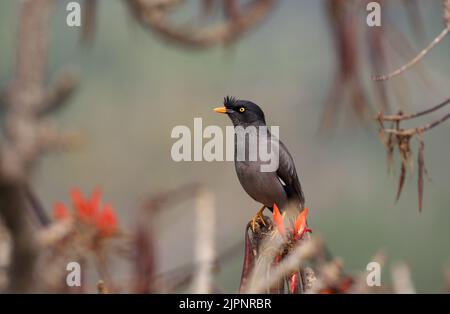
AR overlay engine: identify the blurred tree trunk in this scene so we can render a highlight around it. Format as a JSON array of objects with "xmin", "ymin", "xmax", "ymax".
[{"xmin": 0, "ymin": 0, "xmax": 55, "ymax": 292}]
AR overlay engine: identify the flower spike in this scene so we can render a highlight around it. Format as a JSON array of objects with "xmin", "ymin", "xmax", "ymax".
[
  {"xmin": 272, "ymin": 203, "xmax": 286, "ymax": 236},
  {"xmin": 96, "ymin": 204, "xmax": 118, "ymax": 237},
  {"xmin": 294, "ymin": 207, "xmax": 311, "ymax": 239}
]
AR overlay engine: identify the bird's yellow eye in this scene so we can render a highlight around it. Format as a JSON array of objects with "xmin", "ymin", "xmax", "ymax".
[{"xmin": 239, "ymin": 107, "xmax": 245, "ymax": 113}]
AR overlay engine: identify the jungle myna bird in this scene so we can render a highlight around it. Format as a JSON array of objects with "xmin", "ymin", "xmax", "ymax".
[{"xmin": 214, "ymin": 96, "xmax": 305, "ymax": 229}]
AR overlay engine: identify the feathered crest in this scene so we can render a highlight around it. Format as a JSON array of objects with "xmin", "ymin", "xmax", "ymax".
[{"xmin": 224, "ymin": 96, "xmax": 237, "ymax": 107}]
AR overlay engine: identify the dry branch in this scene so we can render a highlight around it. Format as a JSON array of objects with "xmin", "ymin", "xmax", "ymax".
[
  {"xmin": 382, "ymin": 112, "xmax": 450, "ymax": 137},
  {"xmin": 125, "ymin": 0, "xmax": 277, "ymax": 49},
  {"xmin": 372, "ymin": 27, "xmax": 450, "ymax": 81},
  {"xmin": 373, "ymin": 0, "xmax": 450, "ymax": 81},
  {"xmin": 379, "ymin": 98, "xmax": 450, "ymax": 122},
  {"xmin": 377, "ymin": 97, "xmax": 450, "ymax": 211}
]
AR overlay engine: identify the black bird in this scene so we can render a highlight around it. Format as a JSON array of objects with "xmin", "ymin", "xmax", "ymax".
[{"xmin": 214, "ymin": 96, "xmax": 305, "ymax": 229}]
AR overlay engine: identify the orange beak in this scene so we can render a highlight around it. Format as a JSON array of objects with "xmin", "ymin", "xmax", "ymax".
[{"xmin": 214, "ymin": 106, "xmax": 227, "ymax": 114}]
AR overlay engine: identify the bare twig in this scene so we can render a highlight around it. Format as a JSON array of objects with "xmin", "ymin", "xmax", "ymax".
[
  {"xmin": 373, "ymin": 0, "xmax": 450, "ymax": 81},
  {"xmin": 378, "ymin": 98, "xmax": 450, "ymax": 122},
  {"xmin": 382, "ymin": 111, "xmax": 450, "ymax": 136},
  {"xmin": 378, "ymin": 98, "xmax": 450, "ymax": 137},
  {"xmin": 372, "ymin": 26, "xmax": 450, "ymax": 81}
]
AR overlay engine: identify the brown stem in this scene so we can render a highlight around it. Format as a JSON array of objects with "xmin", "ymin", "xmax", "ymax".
[
  {"xmin": 372, "ymin": 26, "xmax": 450, "ymax": 81},
  {"xmin": 126, "ymin": 0, "xmax": 277, "ymax": 49},
  {"xmin": 379, "ymin": 98, "xmax": 450, "ymax": 122},
  {"xmin": 383, "ymin": 111, "xmax": 450, "ymax": 136}
]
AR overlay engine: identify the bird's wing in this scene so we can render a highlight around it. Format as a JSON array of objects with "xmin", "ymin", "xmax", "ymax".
[{"xmin": 275, "ymin": 139, "xmax": 305, "ymax": 208}]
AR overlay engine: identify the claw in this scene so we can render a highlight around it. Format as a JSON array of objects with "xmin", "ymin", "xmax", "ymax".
[{"xmin": 251, "ymin": 206, "xmax": 267, "ymax": 232}]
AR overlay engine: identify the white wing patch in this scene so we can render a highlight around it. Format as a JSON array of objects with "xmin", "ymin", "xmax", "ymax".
[{"xmin": 278, "ymin": 176, "xmax": 286, "ymax": 186}]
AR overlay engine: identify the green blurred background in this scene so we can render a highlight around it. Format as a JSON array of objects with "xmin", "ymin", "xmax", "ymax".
[{"xmin": 1, "ymin": 0, "xmax": 450, "ymax": 292}]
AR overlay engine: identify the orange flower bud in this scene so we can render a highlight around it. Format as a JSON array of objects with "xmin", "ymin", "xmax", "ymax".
[
  {"xmin": 294, "ymin": 207, "xmax": 311, "ymax": 240},
  {"xmin": 273, "ymin": 203, "xmax": 286, "ymax": 236},
  {"xmin": 95, "ymin": 204, "xmax": 118, "ymax": 237},
  {"xmin": 71, "ymin": 187, "xmax": 101, "ymax": 223}
]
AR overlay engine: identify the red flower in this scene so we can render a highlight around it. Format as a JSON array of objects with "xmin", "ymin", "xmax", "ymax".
[
  {"xmin": 71, "ymin": 187, "xmax": 101, "ymax": 223},
  {"xmin": 53, "ymin": 188, "xmax": 119, "ymax": 238},
  {"xmin": 294, "ymin": 207, "xmax": 311, "ymax": 240},
  {"xmin": 53, "ymin": 202, "xmax": 70, "ymax": 221},
  {"xmin": 95, "ymin": 204, "xmax": 118, "ymax": 237},
  {"xmin": 273, "ymin": 204, "xmax": 312, "ymax": 240},
  {"xmin": 272, "ymin": 203, "xmax": 286, "ymax": 236}
]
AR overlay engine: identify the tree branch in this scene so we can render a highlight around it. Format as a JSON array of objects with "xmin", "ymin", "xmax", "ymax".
[
  {"xmin": 0, "ymin": 0, "xmax": 74, "ymax": 292},
  {"xmin": 382, "ymin": 111, "xmax": 450, "ymax": 136},
  {"xmin": 372, "ymin": 26, "xmax": 450, "ymax": 81},
  {"xmin": 378, "ymin": 98, "xmax": 450, "ymax": 122}
]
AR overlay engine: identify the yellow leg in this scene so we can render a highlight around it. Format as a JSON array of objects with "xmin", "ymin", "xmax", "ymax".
[{"xmin": 251, "ymin": 206, "xmax": 267, "ymax": 231}]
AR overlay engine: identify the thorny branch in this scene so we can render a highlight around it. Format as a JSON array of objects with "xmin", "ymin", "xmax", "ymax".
[{"xmin": 0, "ymin": 0, "xmax": 77, "ymax": 292}]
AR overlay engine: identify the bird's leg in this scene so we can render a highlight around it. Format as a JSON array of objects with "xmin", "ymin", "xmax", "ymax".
[{"xmin": 251, "ymin": 206, "xmax": 267, "ymax": 232}]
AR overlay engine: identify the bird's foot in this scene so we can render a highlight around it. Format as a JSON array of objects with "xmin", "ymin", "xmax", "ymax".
[{"xmin": 251, "ymin": 206, "xmax": 267, "ymax": 232}]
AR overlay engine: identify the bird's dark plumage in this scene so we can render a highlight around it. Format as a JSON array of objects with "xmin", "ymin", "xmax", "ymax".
[
  {"xmin": 223, "ymin": 96, "xmax": 266, "ymax": 126},
  {"xmin": 216, "ymin": 97, "xmax": 305, "ymax": 212}
]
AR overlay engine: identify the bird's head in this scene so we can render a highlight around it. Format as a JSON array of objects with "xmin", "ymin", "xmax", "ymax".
[{"xmin": 214, "ymin": 96, "xmax": 266, "ymax": 126}]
